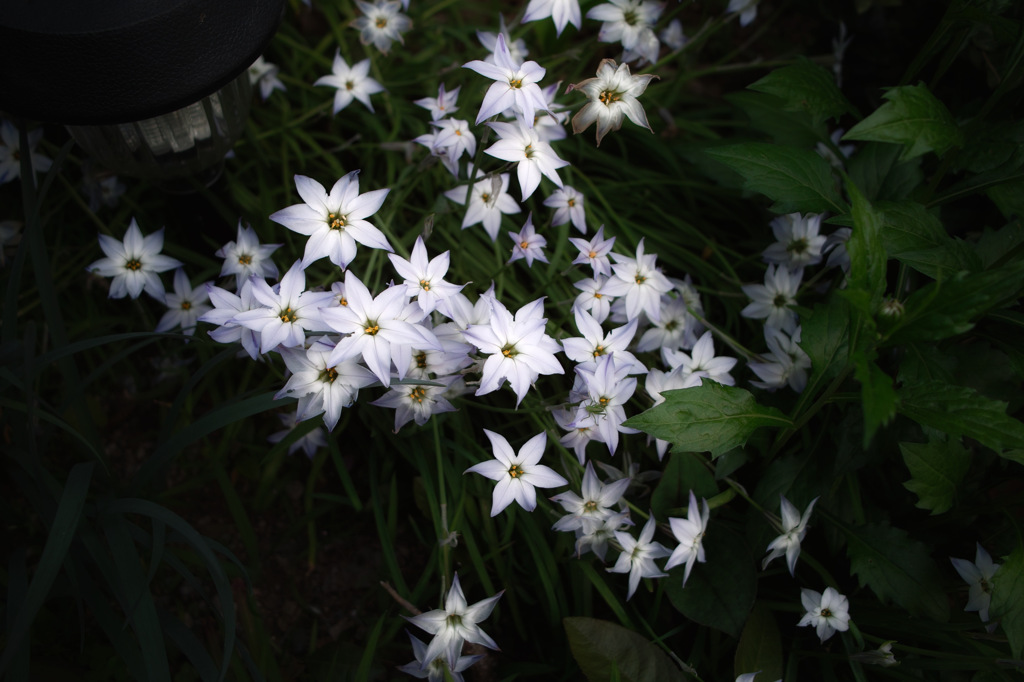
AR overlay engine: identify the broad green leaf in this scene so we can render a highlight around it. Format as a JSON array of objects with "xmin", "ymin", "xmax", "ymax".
[
  {"xmin": 897, "ymin": 342, "xmax": 956, "ymax": 385},
  {"xmin": 888, "ymin": 260, "xmax": 1024, "ymax": 343},
  {"xmin": 726, "ymin": 91, "xmax": 827, "ymax": 148},
  {"xmin": 651, "ymin": 451, "xmax": 718, "ymax": 520},
  {"xmin": 749, "ymin": 57, "xmax": 855, "ymax": 123},
  {"xmin": 734, "ymin": 603, "xmax": 784, "ymax": 682},
  {"xmin": 845, "ymin": 180, "xmax": 887, "ymax": 314},
  {"xmin": 705, "ymin": 143, "xmax": 845, "ymax": 214},
  {"xmin": 987, "ymin": 178, "xmax": 1024, "ymax": 221},
  {"xmin": 564, "ymin": 617, "xmax": 688, "ymax": 682},
  {"xmin": 843, "ymin": 83, "xmax": 963, "ymax": 161},
  {"xmin": 624, "ymin": 382, "xmax": 792, "ymax": 458},
  {"xmin": 974, "ymin": 221, "xmax": 1024, "ymax": 268},
  {"xmin": 798, "ymin": 299, "xmax": 851, "ymax": 399},
  {"xmin": 897, "ymin": 380, "xmax": 1024, "ymax": 454},
  {"xmin": 900, "ymin": 438, "xmax": 970, "ymax": 514},
  {"xmin": 878, "ymin": 201, "xmax": 981, "ymax": 278},
  {"xmin": 854, "ymin": 355, "xmax": 897, "ymax": 446},
  {"xmin": 664, "ymin": 527, "xmax": 757, "ymax": 637},
  {"xmin": 845, "ymin": 522, "xmax": 950, "ymax": 622},
  {"xmin": 989, "ymin": 545, "xmax": 1024, "ymax": 659},
  {"xmin": 846, "ymin": 142, "xmax": 924, "ymax": 201}
]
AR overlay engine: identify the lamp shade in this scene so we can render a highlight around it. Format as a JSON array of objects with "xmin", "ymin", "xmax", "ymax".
[{"xmin": 0, "ymin": 0, "xmax": 285, "ymax": 126}]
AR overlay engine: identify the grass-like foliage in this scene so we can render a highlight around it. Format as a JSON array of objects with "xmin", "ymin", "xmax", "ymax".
[{"xmin": 3, "ymin": 0, "xmax": 1024, "ymax": 680}]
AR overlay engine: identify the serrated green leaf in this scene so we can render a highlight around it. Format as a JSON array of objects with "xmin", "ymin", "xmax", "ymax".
[
  {"xmin": 845, "ymin": 180, "xmax": 887, "ymax": 314},
  {"xmin": 799, "ymin": 299, "xmax": 852, "ymax": 400},
  {"xmin": 624, "ymin": 382, "xmax": 792, "ymax": 458},
  {"xmin": 705, "ymin": 143, "xmax": 845, "ymax": 214},
  {"xmin": 854, "ymin": 356, "xmax": 897, "ymax": 446},
  {"xmin": 651, "ymin": 452, "xmax": 718, "ymax": 520},
  {"xmin": 845, "ymin": 522, "xmax": 950, "ymax": 622},
  {"xmin": 663, "ymin": 527, "xmax": 757, "ymax": 638},
  {"xmin": 726, "ymin": 91, "xmax": 828, "ymax": 148},
  {"xmin": 734, "ymin": 603, "xmax": 784, "ymax": 682},
  {"xmin": 843, "ymin": 83, "xmax": 963, "ymax": 161},
  {"xmin": 897, "ymin": 380, "xmax": 1024, "ymax": 454},
  {"xmin": 888, "ymin": 260, "xmax": 1024, "ymax": 343},
  {"xmin": 900, "ymin": 439, "xmax": 970, "ymax": 514},
  {"xmin": 564, "ymin": 617, "xmax": 688, "ymax": 682},
  {"xmin": 878, "ymin": 201, "xmax": 981, "ymax": 278},
  {"xmin": 974, "ymin": 221, "xmax": 1024, "ymax": 268},
  {"xmin": 749, "ymin": 57, "xmax": 855, "ymax": 123},
  {"xmin": 846, "ymin": 142, "xmax": 924, "ymax": 201},
  {"xmin": 989, "ymin": 545, "xmax": 1024, "ymax": 659}
]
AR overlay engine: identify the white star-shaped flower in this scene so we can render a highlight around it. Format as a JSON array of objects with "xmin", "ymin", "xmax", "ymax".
[
  {"xmin": 405, "ymin": 573, "xmax": 503, "ymax": 671},
  {"xmin": 199, "ymin": 280, "xmax": 262, "ymax": 359},
  {"xmin": 608, "ymin": 514, "xmax": 671, "ymax": 600},
  {"xmin": 461, "ymin": 297, "xmax": 564, "ymax": 406},
  {"xmin": 798, "ymin": 587, "xmax": 850, "ymax": 642},
  {"xmin": 414, "ymin": 83, "xmax": 461, "ymax": 121},
  {"xmin": 602, "ymin": 238, "xmax": 673, "ymax": 323},
  {"xmin": 388, "ymin": 235, "xmax": 464, "ymax": 314},
  {"xmin": 762, "ymin": 213, "xmax": 827, "ymax": 271},
  {"xmin": 155, "ymin": 269, "xmax": 212, "ymax": 336},
  {"xmin": 544, "ymin": 186, "xmax": 586, "ymax": 233},
  {"xmin": 87, "ymin": 218, "xmax": 183, "ymax": 301},
  {"xmin": 663, "ymin": 330, "xmax": 737, "ymax": 386},
  {"xmin": 443, "ymin": 167, "xmax": 520, "ymax": 241},
  {"xmin": 762, "ymin": 495, "xmax": 818, "ymax": 575},
  {"xmin": 464, "ymin": 34, "xmax": 550, "ymax": 126},
  {"xmin": 232, "ymin": 261, "xmax": 334, "ymax": 354},
  {"xmin": 275, "ymin": 337, "xmax": 377, "ymax": 431},
  {"xmin": 247, "ymin": 56, "xmax": 286, "ymax": 101},
  {"xmin": 321, "ymin": 270, "xmax": 439, "ymax": 387},
  {"xmin": 567, "ymin": 58, "xmax": 658, "ymax": 146},
  {"xmin": 0, "ymin": 120, "xmax": 52, "ymax": 185},
  {"xmin": 507, "ymin": 213, "xmax": 548, "ymax": 267},
  {"xmin": 522, "ymin": 0, "xmax": 582, "ymax": 36},
  {"xmin": 551, "ymin": 461, "xmax": 631, "ymax": 534},
  {"xmin": 664, "ymin": 490, "xmax": 710, "ymax": 587},
  {"xmin": 485, "ymin": 121, "xmax": 568, "ymax": 201},
  {"xmin": 215, "ymin": 220, "xmax": 281, "ymax": 289},
  {"xmin": 951, "ymin": 543, "xmax": 1001, "ymax": 632},
  {"xmin": 314, "ymin": 53, "xmax": 385, "ymax": 114},
  {"xmin": 741, "ymin": 264, "xmax": 802, "ymax": 333},
  {"xmin": 270, "ymin": 171, "xmax": 392, "ymax": 270},
  {"xmin": 350, "ymin": 0, "xmax": 412, "ymax": 55},
  {"xmin": 570, "ymin": 225, "xmax": 615, "ymax": 277},
  {"xmin": 466, "ymin": 430, "xmax": 568, "ymax": 516}
]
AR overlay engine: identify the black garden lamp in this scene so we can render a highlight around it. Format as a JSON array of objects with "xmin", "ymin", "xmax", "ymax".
[{"xmin": 0, "ymin": 0, "xmax": 285, "ymax": 185}]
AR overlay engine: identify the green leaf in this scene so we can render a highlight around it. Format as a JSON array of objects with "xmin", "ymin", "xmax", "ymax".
[
  {"xmin": 748, "ymin": 57, "xmax": 855, "ymax": 123},
  {"xmin": 664, "ymin": 526, "xmax": 757, "ymax": 638},
  {"xmin": 878, "ymin": 201, "xmax": 981, "ymax": 278},
  {"xmin": 846, "ymin": 142, "xmax": 924, "ymax": 201},
  {"xmin": 726, "ymin": 91, "xmax": 827, "ymax": 148},
  {"xmin": 843, "ymin": 83, "xmax": 964, "ymax": 161},
  {"xmin": 624, "ymin": 382, "xmax": 792, "ymax": 458},
  {"xmin": 989, "ymin": 544, "xmax": 1024, "ymax": 659},
  {"xmin": 0, "ymin": 462, "xmax": 94, "ymax": 678},
  {"xmin": 974, "ymin": 221, "xmax": 1024, "ymax": 268},
  {"xmin": 705, "ymin": 143, "xmax": 845, "ymax": 214},
  {"xmin": 845, "ymin": 180, "xmax": 887, "ymax": 314},
  {"xmin": 651, "ymin": 452, "xmax": 718, "ymax": 519},
  {"xmin": 845, "ymin": 521, "xmax": 950, "ymax": 622},
  {"xmin": 734, "ymin": 603, "xmax": 784, "ymax": 682},
  {"xmin": 854, "ymin": 356, "xmax": 897, "ymax": 446},
  {"xmin": 888, "ymin": 260, "xmax": 1024, "ymax": 343},
  {"xmin": 564, "ymin": 617, "xmax": 688, "ymax": 682},
  {"xmin": 897, "ymin": 380, "xmax": 1024, "ymax": 454},
  {"xmin": 799, "ymin": 299, "xmax": 852, "ymax": 398},
  {"xmin": 899, "ymin": 438, "xmax": 970, "ymax": 514}
]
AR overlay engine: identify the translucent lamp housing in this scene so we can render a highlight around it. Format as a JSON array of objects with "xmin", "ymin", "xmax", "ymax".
[
  {"xmin": 67, "ymin": 73, "xmax": 252, "ymax": 185},
  {"xmin": 0, "ymin": 0, "xmax": 283, "ymax": 185}
]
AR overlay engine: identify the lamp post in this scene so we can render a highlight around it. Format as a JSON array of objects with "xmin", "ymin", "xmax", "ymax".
[{"xmin": 0, "ymin": 0, "xmax": 285, "ymax": 186}]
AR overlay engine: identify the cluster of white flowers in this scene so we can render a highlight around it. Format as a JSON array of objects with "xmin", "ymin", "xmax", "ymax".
[{"xmin": 77, "ymin": 6, "xmax": 879, "ymax": 675}]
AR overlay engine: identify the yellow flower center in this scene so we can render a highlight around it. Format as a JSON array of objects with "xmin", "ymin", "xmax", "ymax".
[
  {"xmin": 238, "ymin": 254, "xmax": 253, "ymax": 265},
  {"xmin": 599, "ymin": 90, "xmax": 622, "ymax": 105},
  {"xmin": 364, "ymin": 324, "xmax": 380, "ymax": 335},
  {"xmin": 320, "ymin": 366, "xmax": 339, "ymax": 383},
  {"xmin": 125, "ymin": 259, "xmax": 142, "ymax": 271},
  {"xmin": 420, "ymin": 279, "xmax": 431, "ymax": 291},
  {"xmin": 375, "ymin": 17, "xmax": 388, "ymax": 28},
  {"xmin": 181, "ymin": 301, "xmax": 192, "ymax": 310},
  {"xmin": 328, "ymin": 212, "xmax": 347, "ymax": 230},
  {"xmin": 509, "ymin": 78, "xmax": 522, "ymax": 88},
  {"xmin": 409, "ymin": 386, "xmax": 427, "ymax": 403},
  {"xmin": 508, "ymin": 464, "xmax": 524, "ymax": 478},
  {"xmin": 279, "ymin": 307, "xmax": 297, "ymax": 323}
]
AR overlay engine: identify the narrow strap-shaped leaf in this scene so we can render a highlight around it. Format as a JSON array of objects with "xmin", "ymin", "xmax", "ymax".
[
  {"xmin": 0, "ymin": 461, "xmax": 94, "ymax": 677},
  {"xmin": 100, "ymin": 514, "xmax": 172, "ymax": 682},
  {"xmin": 101, "ymin": 498, "xmax": 237, "ymax": 681},
  {"xmin": 5, "ymin": 548, "xmax": 30, "ymax": 682},
  {"xmin": 158, "ymin": 608, "xmax": 220, "ymax": 682}
]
